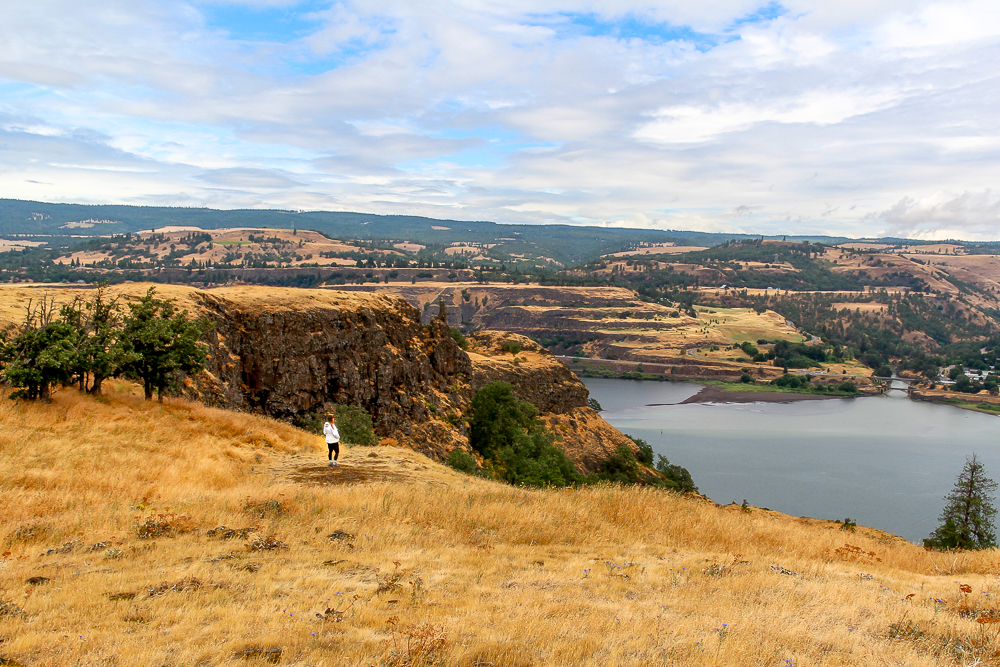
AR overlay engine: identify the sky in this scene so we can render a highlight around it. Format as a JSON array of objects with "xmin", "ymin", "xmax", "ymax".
[{"xmin": 2, "ymin": 1, "xmax": 1000, "ymax": 239}]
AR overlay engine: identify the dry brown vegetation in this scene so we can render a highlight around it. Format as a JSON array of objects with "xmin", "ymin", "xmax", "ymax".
[
  {"xmin": 4, "ymin": 386, "xmax": 1000, "ymax": 665},
  {"xmin": 55, "ymin": 228, "xmax": 396, "ymax": 269}
]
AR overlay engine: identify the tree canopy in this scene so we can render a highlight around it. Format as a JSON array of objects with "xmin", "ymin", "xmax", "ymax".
[
  {"xmin": 0, "ymin": 287, "xmax": 207, "ymax": 402},
  {"xmin": 925, "ymin": 454, "xmax": 998, "ymax": 550}
]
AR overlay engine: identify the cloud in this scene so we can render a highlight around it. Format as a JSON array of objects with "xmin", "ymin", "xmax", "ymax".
[
  {"xmin": 198, "ymin": 167, "xmax": 302, "ymax": 188},
  {"xmin": 876, "ymin": 190, "xmax": 1000, "ymax": 240},
  {"xmin": 0, "ymin": 1, "xmax": 999, "ymax": 238}
]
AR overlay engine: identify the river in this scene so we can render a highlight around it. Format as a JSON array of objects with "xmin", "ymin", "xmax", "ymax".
[{"xmin": 582, "ymin": 377, "xmax": 1000, "ymax": 544}]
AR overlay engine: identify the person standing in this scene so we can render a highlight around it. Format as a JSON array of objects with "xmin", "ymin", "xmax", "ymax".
[{"xmin": 324, "ymin": 413, "xmax": 341, "ymax": 467}]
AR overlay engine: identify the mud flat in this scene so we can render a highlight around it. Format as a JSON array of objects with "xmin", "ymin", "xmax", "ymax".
[{"xmin": 677, "ymin": 385, "xmax": 852, "ymax": 404}]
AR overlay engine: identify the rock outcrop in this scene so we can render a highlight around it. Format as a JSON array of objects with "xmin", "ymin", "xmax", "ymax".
[
  {"xmin": 0, "ymin": 284, "xmax": 637, "ymax": 473},
  {"xmin": 177, "ymin": 287, "xmax": 635, "ymax": 471},
  {"xmin": 184, "ymin": 288, "xmax": 470, "ymax": 442}
]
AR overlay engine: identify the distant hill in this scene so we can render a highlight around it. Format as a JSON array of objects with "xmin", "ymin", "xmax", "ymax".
[{"xmin": 0, "ymin": 199, "xmax": 851, "ymax": 264}]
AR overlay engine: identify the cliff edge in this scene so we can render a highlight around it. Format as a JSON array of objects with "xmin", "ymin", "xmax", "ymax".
[{"xmin": 0, "ymin": 284, "xmax": 634, "ymax": 472}]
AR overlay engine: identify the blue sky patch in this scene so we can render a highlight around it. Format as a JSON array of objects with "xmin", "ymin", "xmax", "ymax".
[
  {"xmin": 730, "ymin": 2, "xmax": 788, "ymax": 29},
  {"xmin": 532, "ymin": 12, "xmax": 727, "ymax": 52},
  {"xmin": 196, "ymin": 0, "xmax": 329, "ymax": 43}
]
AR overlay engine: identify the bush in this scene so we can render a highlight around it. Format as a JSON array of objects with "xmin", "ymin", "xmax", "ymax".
[
  {"xmin": 498, "ymin": 429, "xmax": 582, "ymax": 487},
  {"xmin": 334, "ymin": 404, "xmax": 377, "ymax": 445},
  {"xmin": 772, "ymin": 374, "xmax": 809, "ymax": 389},
  {"xmin": 295, "ymin": 404, "xmax": 377, "ymax": 446},
  {"xmin": 449, "ymin": 328, "xmax": 468, "ymax": 350},
  {"xmin": 739, "ymin": 372, "xmax": 753, "ymax": 384},
  {"xmin": 655, "ymin": 454, "xmax": 698, "ymax": 493},
  {"xmin": 587, "ymin": 397, "xmax": 603, "ymax": 411},
  {"xmin": 836, "ymin": 381, "xmax": 858, "ymax": 394},
  {"xmin": 469, "ymin": 381, "xmax": 580, "ymax": 487},
  {"xmin": 627, "ymin": 435, "xmax": 653, "ymax": 465},
  {"xmin": 499, "ymin": 340, "xmax": 522, "ymax": 355},
  {"xmin": 589, "ymin": 446, "xmax": 640, "ymax": 484},
  {"xmin": 446, "ymin": 449, "xmax": 478, "ymax": 474}
]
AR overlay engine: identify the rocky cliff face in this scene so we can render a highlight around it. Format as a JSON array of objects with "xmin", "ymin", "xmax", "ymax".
[
  {"xmin": 0, "ymin": 284, "xmax": 636, "ymax": 472},
  {"xmin": 184, "ymin": 288, "xmax": 469, "ymax": 439},
  {"xmin": 172, "ymin": 286, "xmax": 635, "ymax": 471}
]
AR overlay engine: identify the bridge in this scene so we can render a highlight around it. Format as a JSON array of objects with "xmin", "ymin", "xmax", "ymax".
[{"xmin": 870, "ymin": 377, "xmax": 920, "ymax": 394}]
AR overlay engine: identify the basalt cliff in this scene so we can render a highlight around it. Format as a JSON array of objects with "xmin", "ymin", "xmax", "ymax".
[{"xmin": 11, "ymin": 284, "xmax": 634, "ymax": 471}]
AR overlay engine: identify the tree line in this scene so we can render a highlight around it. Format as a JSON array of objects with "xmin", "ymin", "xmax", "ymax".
[
  {"xmin": 0, "ymin": 287, "xmax": 206, "ymax": 401},
  {"xmin": 447, "ymin": 381, "xmax": 697, "ymax": 492}
]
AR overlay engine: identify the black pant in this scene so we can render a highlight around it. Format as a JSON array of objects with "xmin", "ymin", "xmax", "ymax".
[{"xmin": 328, "ymin": 441, "xmax": 340, "ymax": 461}]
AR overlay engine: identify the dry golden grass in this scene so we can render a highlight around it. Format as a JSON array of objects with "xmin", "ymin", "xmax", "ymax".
[
  {"xmin": 53, "ymin": 227, "xmax": 399, "ymax": 269},
  {"xmin": 0, "ymin": 283, "xmax": 401, "ymax": 333},
  {"xmin": 4, "ymin": 386, "xmax": 1000, "ymax": 666}
]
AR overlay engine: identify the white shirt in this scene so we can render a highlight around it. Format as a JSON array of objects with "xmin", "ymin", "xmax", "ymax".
[{"xmin": 324, "ymin": 422, "xmax": 340, "ymax": 444}]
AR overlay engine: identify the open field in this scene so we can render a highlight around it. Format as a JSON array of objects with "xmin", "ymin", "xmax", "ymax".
[
  {"xmin": 604, "ymin": 244, "xmax": 709, "ymax": 257},
  {"xmin": 0, "ymin": 283, "xmax": 387, "ymax": 333},
  {"xmin": 4, "ymin": 386, "xmax": 1000, "ymax": 666},
  {"xmin": 54, "ymin": 228, "xmax": 399, "ymax": 270},
  {"xmin": 836, "ymin": 243, "xmax": 967, "ymax": 255},
  {"xmin": 0, "ymin": 240, "xmax": 45, "ymax": 253}
]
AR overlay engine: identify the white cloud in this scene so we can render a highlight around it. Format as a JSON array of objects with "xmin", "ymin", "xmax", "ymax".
[
  {"xmin": 635, "ymin": 88, "xmax": 903, "ymax": 144},
  {"xmin": 0, "ymin": 1, "xmax": 999, "ymax": 238},
  {"xmin": 877, "ymin": 190, "xmax": 1000, "ymax": 240}
]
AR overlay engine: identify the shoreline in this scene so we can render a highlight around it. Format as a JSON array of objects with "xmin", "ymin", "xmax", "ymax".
[{"xmin": 675, "ymin": 384, "xmax": 852, "ymax": 405}]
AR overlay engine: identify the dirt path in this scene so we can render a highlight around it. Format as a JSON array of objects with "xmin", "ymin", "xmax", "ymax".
[{"xmin": 269, "ymin": 447, "xmax": 467, "ymax": 487}]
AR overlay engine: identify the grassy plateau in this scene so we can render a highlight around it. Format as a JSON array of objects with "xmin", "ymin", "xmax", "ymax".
[{"xmin": 3, "ymin": 384, "xmax": 1000, "ymax": 666}]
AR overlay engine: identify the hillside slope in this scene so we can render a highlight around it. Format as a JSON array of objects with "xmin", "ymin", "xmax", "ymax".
[
  {"xmin": 1, "ymin": 387, "xmax": 998, "ymax": 666},
  {"xmin": 0, "ymin": 284, "xmax": 635, "ymax": 472}
]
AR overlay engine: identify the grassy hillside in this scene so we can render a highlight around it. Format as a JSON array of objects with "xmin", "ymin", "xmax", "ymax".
[{"xmin": 2, "ymin": 385, "xmax": 1000, "ymax": 666}]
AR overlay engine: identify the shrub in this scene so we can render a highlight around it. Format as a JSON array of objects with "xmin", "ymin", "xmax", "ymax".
[
  {"xmin": 587, "ymin": 397, "xmax": 603, "ymax": 411},
  {"xmin": 294, "ymin": 405, "xmax": 377, "ymax": 445},
  {"xmin": 499, "ymin": 340, "xmax": 522, "ymax": 355},
  {"xmin": 772, "ymin": 374, "xmax": 808, "ymax": 389},
  {"xmin": 655, "ymin": 454, "xmax": 698, "ymax": 493},
  {"xmin": 627, "ymin": 435, "xmax": 654, "ymax": 465},
  {"xmin": 589, "ymin": 446, "xmax": 640, "ymax": 484},
  {"xmin": 469, "ymin": 381, "xmax": 580, "ymax": 487},
  {"xmin": 449, "ymin": 327, "xmax": 468, "ymax": 350},
  {"xmin": 836, "ymin": 381, "xmax": 859, "ymax": 394},
  {"xmin": 498, "ymin": 429, "xmax": 582, "ymax": 487},
  {"xmin": 333, "ymin": 404, "xmax": 377, "ymax": 445},
  {"xmin": 740, "ymin": 372, "xmax": 753, "ymax": 384},
  {"xmin": 446, "ymin": 449, "xmax": 478, "ymax": 474}
]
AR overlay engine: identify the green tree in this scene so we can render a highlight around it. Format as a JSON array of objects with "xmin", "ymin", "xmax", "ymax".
[
  {"xmin": 925, "ymin": 454, "xmax": 998, "ymax": 550},
  {"xmin": 468, "ymin": 381, "xmax": 581, "ymax": 487},
  {"xmin": 61, "ymin": 286, "xmax": 133, "ymax": 395},
  {"xmin": 1, "ymin": 297, "xmax": 80, "ymax": 400},
  {"xmin": 121, "ymin": 288, "xmax": 207, "ymax": 401},
  {"xmin": 81, "ymin": 286, "xmax": 132, "ymax": 395},
  {"xmin": 332, "ymin": 404, "xmax": 377, "ymax": 446},
  {"xmin": 655, "ymin": 454, "xmax": 698, "ymax": 493},
  {"xmin": 468, "ymin": 381, "xmax": 537, "ymax": 459}
]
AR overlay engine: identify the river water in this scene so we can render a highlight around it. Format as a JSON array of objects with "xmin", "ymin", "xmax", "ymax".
[{"xmin": 582, "ymin": 378, "xmax": 1000, "ymax": 543}]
